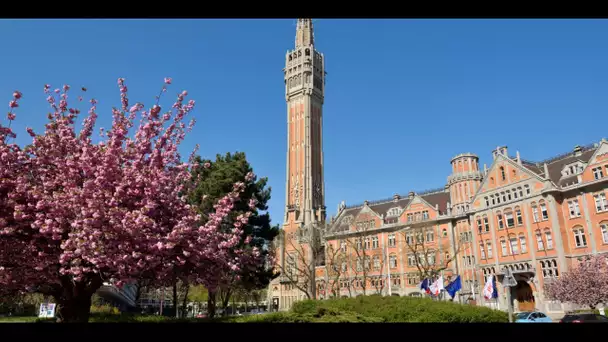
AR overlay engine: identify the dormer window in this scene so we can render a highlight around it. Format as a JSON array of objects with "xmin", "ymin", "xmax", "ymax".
[
  {"xmin": 387, "ymin": 207, "xmax": 401, "ymax": 217},
  {"xmin": 562, "ymin": 162, "xmax": 585, "ymax": 177}
]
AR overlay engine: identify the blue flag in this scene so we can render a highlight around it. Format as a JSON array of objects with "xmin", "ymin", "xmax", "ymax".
[
  {"xmin": 491, "ymin": 275, "xmax": 498, "ymax": 299},
  {"xmin": 420, "ymin": 279, "xmax": 431, "ymax": 294},
  {"xmin": 445, "ymin": 275, "xmax": 462, "ymax": 299}
]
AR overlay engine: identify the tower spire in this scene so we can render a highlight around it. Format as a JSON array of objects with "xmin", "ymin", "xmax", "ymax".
[{"xmin": 295, "ymin": 18, "xmax": 314, "ymax": 47}]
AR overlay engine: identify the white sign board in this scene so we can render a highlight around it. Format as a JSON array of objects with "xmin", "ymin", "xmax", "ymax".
[{"xmin": 38, "ymin": 303, "xmax": 56, "ymax": 318}]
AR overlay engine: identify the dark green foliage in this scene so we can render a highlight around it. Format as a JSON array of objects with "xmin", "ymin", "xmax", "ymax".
[
  {"xmin": 187, "ymin": 152, "xmax": 279, "ymax": 289},
  {"xmin": 285, "ymin": 296, "xmax": 508, "ymax": 323}
]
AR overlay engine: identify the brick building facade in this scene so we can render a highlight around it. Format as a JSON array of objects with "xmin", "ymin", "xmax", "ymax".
[{"xmin": 268, "ymin": 19, "xmax": 608, "ymax": 314}]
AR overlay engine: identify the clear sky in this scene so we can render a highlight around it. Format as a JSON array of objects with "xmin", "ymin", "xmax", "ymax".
[{"xmin": 1, "ymin": 19, "xmax": 608, "ymax": 227}]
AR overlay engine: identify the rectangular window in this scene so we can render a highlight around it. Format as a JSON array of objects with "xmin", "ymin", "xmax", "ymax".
[
  {"xmin": 340, "ymin": 241, "xmax": 347, "ymax": 252},
  {"xmin": 501, "ymin": 240, "xmax": 507, "ymax": 256},
  {"xmin": 532, "ymin": 207, "xmax": 539, "ymax": 223},
  {"xmin": 388, "ymin": 234, "xmax": 396, "ymax": 247},
  {"xmin": 526, "ymin": 186, "xmax": 531, "ymax": 195},
  {"xmin": 510, "ymin": 238, "xmax": 519, "ymax": 254},
  {"xmin": 407, "ymin": 213, "xmax": 413, "ymax": 222},
  {"xmin": 546, "ymin": 231, "xmax": 553, "ymax": 249},
  {"xmin": 485, "ymin": 197, "xmax": 490, "ymax": 206},
  {"xmin": 593, "ymin": 167, "xmax": 604, "ymax": 180},
  {"xmin": 480, "ymin": 243, "xmax": 486, "ymax": 259},
  {"xmin": 536, "ymin": 234, "xmax": 544, "ymax": 250},
  {"xmin": 422, "ymin": 211, "xmax": 429, "ymax": 220},
  {"xmin": 514, "ymin": 190, "xmax": 518, "ymax": 199},
  {"xmin": 516, "ymin": 209, "xmax": 523, "ymax": 225},
  {"xmin": 486, "ymin": 242, "xmax": 493, "ymax": 258},
  {"xmin": 507, "ymin": 191, "xmax": 512, "ymax": 201},
  {"xmin": 519, "ymin": 236, "xmax": 527, "ymax": 253},
  {"xmin": 426, "ymin": 230, "xmax": 434, "ymax": 242},
  {"xmin": 568, "ymin": 199, "xmax": 581, "ymax": 218},
  {"xmin": 483, "ymin": 217, "xmax": 490, "ymax": 232},
  {"xmin": 595, "ymin": 193, "xmax": 608, "ymax": 212},
  {"xmin": 497, "ymin": 214, "xmax": 504, "ymax": 229},
  {"xmin": 477, "ymin": 218, "xmax": 483, "ymax": 233},
  {"xmin": 505, "ymin": 212, "xmax": 515, "ymax": 228},
  {"xmin": 372, "ymin": 236, "xmax": 379, "ymax": 249},
  {"xmin": 373, "ymin": 257, "xmax": 381, "ymax": 270}
]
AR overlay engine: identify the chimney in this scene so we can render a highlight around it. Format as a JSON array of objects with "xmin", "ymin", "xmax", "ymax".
[
  {"xmin": 516, "ymin": 151, "xmax": 522, "ymax": 165},
  {"xmin": 363, "ymin": 200, "xmax": 369, "ymax": 206},
  {"xmin": 543, "ymin": 163, "xmax": 549, "ymax": 177},
  {"xmin": 408, "ymin": 191, "xmax": 415, "ymax": 199},
  {"xmin": 393, "ymin": 193, "xmax": 401, "ymax": 202},
  {"xmin": 447, "ymin": 202, "xmax": 451, "ymax": 215},
  {"xmin": 573, "ymin": 145, "xmax": 583, "ymax": 157}
]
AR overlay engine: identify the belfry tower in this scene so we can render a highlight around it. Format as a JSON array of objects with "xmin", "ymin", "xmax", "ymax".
[{"xmin": 283, "ymin": 18, "xmax": 326, "ymax": 228}]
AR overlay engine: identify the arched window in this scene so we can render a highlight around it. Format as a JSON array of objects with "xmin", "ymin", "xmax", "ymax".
[
  {"xmin": 442, "ymin": 228, "xmax": 447, "ymax": 237},
  {"xmin": 573, "ymin": 226, "xmax": 587, "ymax": 248},
  {"xmin": 500, "ymin": 238, "xmax": 507, "ymax": 256},
  {"xmin": 486, "ymin": 240, "xmax": 493, "ymax": 258},
  {"xmin": 531, "ymin": 202, "xmax": 539, "ymax": 222},
  {"xmin": 515, "ymin": 206, "xmax": 523, "ymax": 225},
  {"xmin": 544, "ymin": 228, "xmax": 553, "ymax": 249},
  {"xmin": 475, "ymin": 216, "xmax": 482, "ymax": 234},
  {"xmin": 496, "ymin": 211, "xmax": 504, "ymax": 230},
  {"xmin": 389, "ymin": 254, "xmax": 397, "ymax": 268},
  {"xmin": 504, "ymin": 209, "xmax": 514, "ymax": 228},
  {"xmin": 500, "ymin": 166, "xmax": 506, "ymax": 181},
  {"xmin": 600, "ymin": 222, "xmax": 608, "ymax": 244},
  {"xmin": 539, "ymin": 200, "xmax": 548, "ymax": 220},
  {"xmin": 289, "ymin": 55, "xmax": 293, "ymax": 61},
  {"xmin": 483, "ymin": 215, "xmax": 489, "ymax": 232},
  {"xmin": 518, "ymin": 233, "xmax": 527, "ymax": 253}
]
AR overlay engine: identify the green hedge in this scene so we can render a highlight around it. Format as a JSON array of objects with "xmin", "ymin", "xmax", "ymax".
[{"xmin": 234, "ymin": 296, "xmax": 507, "ymax": 323}]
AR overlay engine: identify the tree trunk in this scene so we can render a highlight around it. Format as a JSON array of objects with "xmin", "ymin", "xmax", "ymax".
[
  {"xmin": 207, "ymin": 290, "xmax": 216, "ymax": 318},
  {"xmin": 220, "ymin": 288, "xmax": 232, "ymax": 315},
  {"xmin": 181, "ymin": 286, "xmax": 189, "ymax": 318},
  {"xmin": 52, "ymin": 275, "xmax": 102, "ymax": 323},
  {"xmin": 172, "ymin": 282, "xmax": 178, "ymax": 318},
  {"xmin": 55, "ymin": 294, "xmax": 94, "ymax": 323}
]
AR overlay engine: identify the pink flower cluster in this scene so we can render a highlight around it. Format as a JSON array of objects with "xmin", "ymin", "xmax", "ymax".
[
  {"xmin": 0, "ymin": 78, "xmax": 265, "ymax": 296},
  {"xmin": 545, "ymin": 254, "xmax": 608, "ymax": 309}
]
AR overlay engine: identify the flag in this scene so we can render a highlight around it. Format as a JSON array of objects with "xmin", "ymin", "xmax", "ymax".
[
  {"xmin": 429, "ymin": 276, "xmax": 444, "ymax": 296},
  {"xmin": 420, "ymin": 278, "xmax": 431, "ymax": 294},
  {"xmin": 483, "ymin": 275, "xmax": 498, "ymax": 300},
  {"xmin": 445, "ymin": 275, "xmax": 462, "ymax": 299},
  {"xmin": 491, "ymin": 275, "xmax": 498, "ymax": 299},
  {"xmin": 482, "ymin": 275, "xmax": 493, "ymax": 299}
]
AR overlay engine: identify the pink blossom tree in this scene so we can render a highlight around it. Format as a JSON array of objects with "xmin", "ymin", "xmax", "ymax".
[
  {"xmin": 0, "ymin": 78, "xmax": 263, "ymax": 322},
  {"xmin": 545, "ymin": 254, "xmax": 608, "ymax": 310}
]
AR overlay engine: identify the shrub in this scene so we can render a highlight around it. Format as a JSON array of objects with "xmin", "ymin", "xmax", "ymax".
[
  {"xmin": 289, "ymin": 295, "xmax": 507, "ymax": 323},
  {"xmin": 90, "ymin": 304, "xmax": 120, "ymax": 315}
]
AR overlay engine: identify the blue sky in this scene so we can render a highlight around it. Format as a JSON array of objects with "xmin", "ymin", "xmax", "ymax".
[{"xmin": 1, "ymin": 19, "xmax": 608, "ymax": 226}]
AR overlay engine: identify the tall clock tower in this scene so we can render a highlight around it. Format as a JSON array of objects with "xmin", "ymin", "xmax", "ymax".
[
  {"xmin": 269, "ymin": 19, "xmax": 327, "ymax": 312},
  {"xmin": 283, "ymin": 18, "xmax": 326, "ymax": 228}
]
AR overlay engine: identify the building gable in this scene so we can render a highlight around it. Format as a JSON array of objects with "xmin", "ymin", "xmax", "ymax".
[
  {"xmin": 581, "ymin": 140, "xmax": 608, "ymax": 182},
  {"xmin": 471, "ymin": 154, "xmax": 546, "ymax": 209}
]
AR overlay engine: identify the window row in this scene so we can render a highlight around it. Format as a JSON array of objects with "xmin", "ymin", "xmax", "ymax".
[
  {"xmin": 592, "ymin": 165, "xmax": 607, "ymax": 180},
  {"xmin": 406, "ymin": 210, "xmax": 430, "ymax": 222},
  {"xmin": 484, "ymin": 185, "xmax": 530, "ymax": 207}
]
